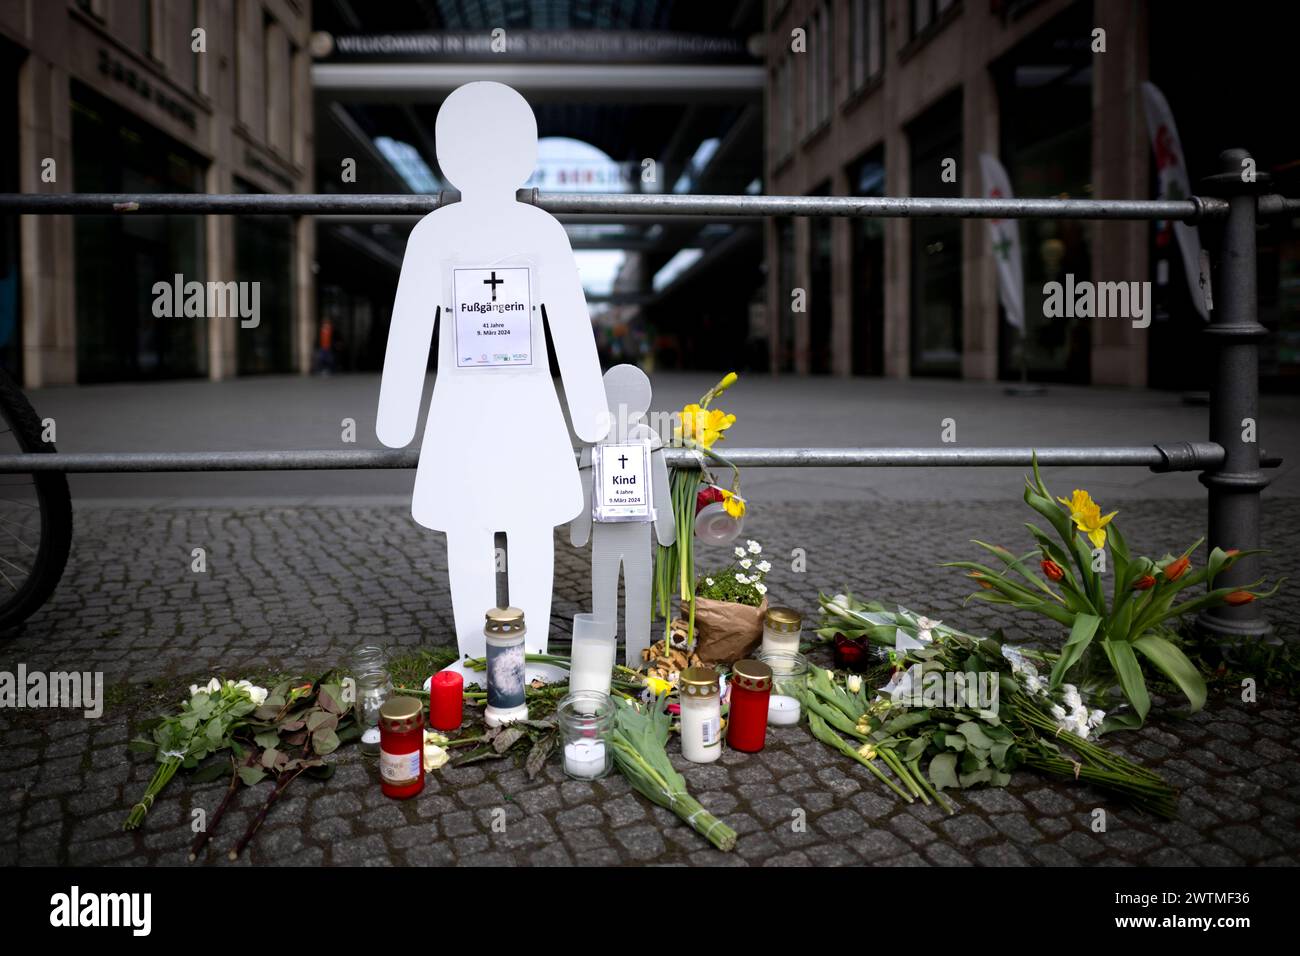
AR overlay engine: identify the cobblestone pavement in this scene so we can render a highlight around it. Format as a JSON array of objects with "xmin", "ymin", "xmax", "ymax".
[{"xmin": 1, "ymin": 498, "xmax": 1297, "ymax": 866}]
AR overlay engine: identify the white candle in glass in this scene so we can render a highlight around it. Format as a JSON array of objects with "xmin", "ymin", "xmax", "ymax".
[
  {"xmin": 563, "ymin": 739, "xmax": 607, "ymax": 778},
  {"xmin": 767, "ymin": 695, "xmax": 801, "ymax": 726},
  {"xmin": 761, "ymin": 607, "xmax": 802, "ymax": 658},
  {"xmin": 569, "ymin": 613, "xmax": 616, "ymax": 707}
]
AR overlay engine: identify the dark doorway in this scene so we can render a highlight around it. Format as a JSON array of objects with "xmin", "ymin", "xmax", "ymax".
[{"xmin": 908, "ymin": 91, "xmax": 963, "ymax": 376}]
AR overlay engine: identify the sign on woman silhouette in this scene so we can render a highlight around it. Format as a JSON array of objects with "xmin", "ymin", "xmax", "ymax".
[{"xmin": 377, "ymin": 82, "xmax": 609, "ymax": 664}]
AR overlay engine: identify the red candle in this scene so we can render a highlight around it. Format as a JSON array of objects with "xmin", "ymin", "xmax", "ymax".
[
  {"xmin": 726, "ymin": 659, "xmax": 772, "ymax": 753},
  {"xmin": 429, "ymin": 670, "xmax": 464, "ymax": 731},
  {"xmin": 378, "ymin": 696, "xmax": 424, "ymax": 800}
]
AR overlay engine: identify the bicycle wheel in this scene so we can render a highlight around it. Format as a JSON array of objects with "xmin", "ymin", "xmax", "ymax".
[{"xmin": 0, "ymin": 369, "xmax": 72, "ymax": 633}]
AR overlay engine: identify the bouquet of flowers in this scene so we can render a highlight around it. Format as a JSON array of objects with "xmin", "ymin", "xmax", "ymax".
[
  {"xmin": 944, "ymin": 455, "xmax": 1282, "ymax": 728},
  {"xmin": 609, "ymin": 694, "xmax": 737, "ymax": 851},
  {"xmin": 653, "ymin": 372, "xmax": 744, "ymax": 646},
  {"xmin": 799, "ymin": 599, "xmax": 1178, "ymax": 817}
]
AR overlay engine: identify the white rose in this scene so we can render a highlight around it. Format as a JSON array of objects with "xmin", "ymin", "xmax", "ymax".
[
  {"xmin": 189, "ymin": 684, "xmax": 203, "ymax": 698},
  {"xmin": 422, "ymin": 743, "xmax": 449, "ymax": 772},
  {"xmin": 246, "ymin": 685, "xmax": 269, "ymax": 706}
]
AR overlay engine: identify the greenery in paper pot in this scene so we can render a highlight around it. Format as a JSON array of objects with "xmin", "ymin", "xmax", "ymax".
[
  {"xmin": 695, "ymin": 539, "xmax": 770, "ymax": 606},
  {"xmin": 944, "ymin": 455, "xmax": 1282, "ymax": 729}
]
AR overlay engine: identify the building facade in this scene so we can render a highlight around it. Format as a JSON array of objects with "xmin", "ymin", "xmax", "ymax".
[
  {"xmin": 763, "ymin": 0, "xmax": 1299, "ymax": 389},
  {"xmin": 1, "ymin": 0, "xmax": 314, "ymax": 386}
]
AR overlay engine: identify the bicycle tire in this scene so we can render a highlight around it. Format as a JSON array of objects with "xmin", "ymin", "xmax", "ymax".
[{"xmin": 0, "ymin": 369, "xmax": 72, "ymax": 633}]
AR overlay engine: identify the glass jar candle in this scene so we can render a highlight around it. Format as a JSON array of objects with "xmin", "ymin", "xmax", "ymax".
[
  {"xmin": 378, "ymin": 696, "xmax": 424, "ymax": 799},
  {"xmin": 679, "ymin": 667, "xmax": 722, "ymax": 763},
  {"xmin": 759, "ymin": 651, "xmax": 808, "ymax": 726},
  {"xmin": 349, "ymin": 644, "xmax": 392, "ymax": 755},
  {"xmin": 568, "ymin": 612, "xmax": 616, "ymax": 705},
  {"xmin": 761, "ymin": 607, "xmax": 802, "ymax": 658},
  {"xmin": 556, "ymin": 691, "xmax": 614, "ymax": 780},
  {"xmin": 484, "ymin": 606, "xmax": 529, "ymax": 728},
  {"xmin": 726, "ymin": 659, "xmax": 772, "ymax": 753}
]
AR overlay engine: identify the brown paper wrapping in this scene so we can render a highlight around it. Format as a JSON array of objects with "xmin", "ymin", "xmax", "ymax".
[{"xmin": 687, "ymin": 596, "xmax": 769, "ymax": 665}]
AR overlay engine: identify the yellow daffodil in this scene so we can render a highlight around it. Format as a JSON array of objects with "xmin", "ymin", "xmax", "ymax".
[
  {"xmin": 676, "ymin": 404, "xmax": 735, "ymax": 450},
  {"xmin": 718, "ymin": 488, "xmax": 746, "ymax": 518},
  {"xmin": 644, "ymin": 675, "xmax": 673, "ymax": 696},
  {"xmin": 1057, "ymin": 489, "xmax": 1117, "ymax": 549}
]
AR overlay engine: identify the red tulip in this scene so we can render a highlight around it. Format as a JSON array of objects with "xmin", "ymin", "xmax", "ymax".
[
  {"xmin": 1164, "ymin": 556, "xmax": 1190, "ymax": 581},
  {"xmin": 1132, "ymin": 575, "xmax": 1156, "ymax": 591},
  {"xmin": 695, "ymin": 485, "xmax": 724, "ymax": 514},
  {"xmin": 1224, "ymin": 590, "xmax": 1255, "ymax": 606},
  {"xmin": 1040, "ymin": 559, "xmax": 1065, "ymax": 582}
]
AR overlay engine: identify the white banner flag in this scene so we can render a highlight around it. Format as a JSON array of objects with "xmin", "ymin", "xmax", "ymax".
[
  {"xmin": 1140, "ymin": 81, "xmax": 1208, "ymax": 321},
  {"xmin": 979, "ymin": 154, "xmax": 1024, "ymax": 333}
]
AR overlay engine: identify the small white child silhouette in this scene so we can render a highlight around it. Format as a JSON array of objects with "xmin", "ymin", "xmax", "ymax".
[
  {"xmin": 570, "ymin": 364, "xmax": 676, "ymax": 666},
  {"xmin": 377, "ymin": 82, "xmax": 608, "ymax": 662}
]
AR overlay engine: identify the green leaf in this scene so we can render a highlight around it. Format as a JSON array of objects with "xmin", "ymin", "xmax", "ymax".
[
  {"xmin": 955, "ymin": 721, "xmax": 994, "ymax": 750},
  {"xmin": 1133, "ymin": 634, "xmax": 1206, "ymax": 713},
  {"xmin": 928, "ymin": 752, "xmax": 959, "ymax": 790},
  {"xmin": 237, "ymin": 766, "xmax": 267, "ymax": 786},
  {"xmin": 1049, "ymin": 614, "xmax": 1101, "ymax": 689},
  {"xmin": 312, "ymin": 728, "xmax": 340, "ymax": 755},
  {"xmin": 254, "ymin": 730, "xmax": 280, "ymax": 750},
  {"xmin": 1102, "ymin": 639, "xmax": 1150, "ymax": 722},
  {"xmin": 189, "ymin": 761, "xmax": 229, "ymax": 784}
]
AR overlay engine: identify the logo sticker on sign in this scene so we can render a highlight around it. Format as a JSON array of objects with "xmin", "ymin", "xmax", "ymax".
[
  {"xmin": 453, "ymin": 266, "xmax": 533, "ymax": 368},
  {"xmin": 592, "ymin": 441, "xmax": 652, "ymax": 522}
]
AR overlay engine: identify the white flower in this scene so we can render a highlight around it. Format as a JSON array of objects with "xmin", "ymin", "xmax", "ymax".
[
  {"xmin": 739, "ymin": 558, "xmax": 753, "ymax": 569},
  {"xmin": 747, "ymin": 540, "xmax": 762, "ymax": 554},
  {"xmin": 1088, "ymin": 708, "xmax": 1105, "ymax": 729},
  {"xmin": 915, "ymin": 628, "xmax": 934, "ymax": 644},
  {"xmin": 757, "ymin": 561, "xmax": 771, "ymax": 574},
  {"xmin": 915, "ymin": 616, "xmax": 942, "ymax": 632},
  {"xmin": 161, "ymin": 748, "xmax": 187, "ymax": 760},
  {"xmin": 846, "ymin": 675, "xmax": 863, "ymax": 693},
  {"xmin": 188, "ymin": 684, "xmax": 203, "ymax": 698},
  {"xmin": 734, "ymin": 546, "xmax": 746, "ymax": 559},
  {"xmin": 831, "ymin": 593, "xmax": 850, "ymax": 608},
  {"xmin": 705, "ymin": 577, "xmax": 715, "ymax": 586},
  {"xmin": 735, "ymin": 573, "xmax": 749, "ymax": 584},
  {"xmin": 755, "ymin": 582, "xmax": 768, "ymax": 595},
  {"xmin": 1050, "ymin": 704, "xmax": 1067, "ymax": 721},
  {"xmin": 205, "ymin": 678, "xmax": 222, "ymax": 694},
  {"xmin": 422, "ymin": 742, "xmax": 449, "ymax": 772}
]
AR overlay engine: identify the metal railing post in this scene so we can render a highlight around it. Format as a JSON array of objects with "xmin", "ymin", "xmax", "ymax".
[{"xmin": 1198, "ymin": 148, "xmax": 1273, "ymax": 642}]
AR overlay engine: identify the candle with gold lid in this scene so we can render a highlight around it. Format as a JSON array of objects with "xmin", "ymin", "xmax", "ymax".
[
  {"xmin": 484, "ymin": 606, "xmax": 529, "ymax": 728},
  {"xmin": 761, "ymin": 606, "xmax": 802, "ymax": 661},
  {"xmin": 679, "ymin": 666, "xmax": 722, "ymax": 763}
]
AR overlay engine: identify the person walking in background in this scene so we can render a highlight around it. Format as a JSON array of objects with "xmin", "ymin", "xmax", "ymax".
[{"xmin": 314, "ymin": 318, "xmax": 336, "ymax": 375}]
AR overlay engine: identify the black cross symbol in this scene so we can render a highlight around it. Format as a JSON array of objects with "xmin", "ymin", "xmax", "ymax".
[
  {"xmin": 483, "ymin": 271, "xmax": 505, "ymax": 301},
  {"xmin": 618, "ymin": 454, "xmax": 629, "ymax": 468}
]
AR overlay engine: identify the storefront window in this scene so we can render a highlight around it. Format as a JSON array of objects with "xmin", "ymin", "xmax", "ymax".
[
  {"xmin": 908, "ymin": 93, "xmax": 962, "ymax": 376},
  {"xmin": 234, "ymin": 178, "xmax": 295, "ymax": 375},
  {"xmin": 71, "ymin": 84, "xmax": 206, "ymax": 382},
  {"xmin": 850, "ymin": 150, "xmax": 885, "ymax": 375}
]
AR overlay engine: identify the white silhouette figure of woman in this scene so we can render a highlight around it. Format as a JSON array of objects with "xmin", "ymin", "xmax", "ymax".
[{"xmin": 377, "ymin": 82, "xmax": 608, "ymax": 663}]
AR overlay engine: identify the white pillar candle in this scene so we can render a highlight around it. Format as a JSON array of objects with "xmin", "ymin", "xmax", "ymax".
[
  {"xmin": 761, "ymin": 607, "xmax": 803, "ymax": 659},
  {"xmin": 767, "ymin": 695, "xmax": 801, "ymax": 726},
  {"xmin": 569, "ymin": 614, "xmax": 616, "ymax": 706},
  {"xmin": 563, "ymin": 739, "xmax": 607, "ymax": 778}
]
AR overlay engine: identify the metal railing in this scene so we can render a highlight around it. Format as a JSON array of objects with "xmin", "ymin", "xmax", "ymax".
[{"xmin": 0, "ymin": 147, "xmax": 1289, "ymax": 641}]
